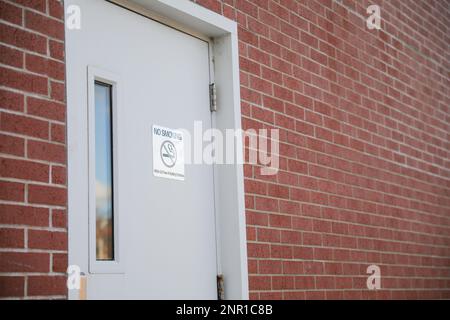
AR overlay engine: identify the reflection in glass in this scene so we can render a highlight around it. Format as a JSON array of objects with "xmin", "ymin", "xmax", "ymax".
[{"xmin": 95, "ymin": 82, "xmax": 114, "ymax": 260}]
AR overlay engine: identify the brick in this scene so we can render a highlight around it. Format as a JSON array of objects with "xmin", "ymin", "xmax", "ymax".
[
  {"xmin": 249, "ymin": 275, "xmax": 271, "ymax": 290},
  {"xmin": 14, "ymin": 0, "xmax": 46, "ymax": 12},
  {"xmin": 263, "ymin": 95, "xmax": 284, "ymax": 113},
  {"xmin": 49, "ymin": 40, "xmax": 64, "ymax": 61},
  {"xmin": 295, "ymin": 276, "xmax": 315, "ymax": 290},
  {"xmin": 238, "ymin": 26, "xmax": 258, "ymax": 47},
  {"xmin": 269, "ymin": 214, "xmax": 292, "ymax": 228},
  {"xmin": 290, "ymin": 188, "xmax": 310, "ymax": 202},
  {"xmin": 272, "ymin": 276, "xmax": 294, "ymax": 290},
  {"xmin": 28, "ymin": 140, "xmax": 66, "ymax": 164},
  {"xmin": 48, "ymin": 0, "xmax": 64, "ymax": 20},
  {"xmin": 0, "ymin": 44, "xmax": 23, "ymax": 68},
  {"xmin": 0, "ymin": 204, "xmax": 49, "ymax": 227},
  {"xmin": 302, "ymin": 232, "xmax": 322, "ymax": 246},
  {"xmin": 0, "ymin": 180, "xmax": 24, "ymax": 201},
  {"xmin": 27, "ymin": 96, "xmax": 66, "ymax": 121},
  {"xmin": 240, "ymin": 57, "xmax": 260, "ymax": 75},
  {"xmin": 259, "ymin": 260, "xmax": 282, "ymax": 274},
  {"xmin": 268, "ymin": 184, "xmax": 289, "ymax": 199},
  {"xmin": 288, "ymin": 159, "xmax": 307, "ymax": 174},
  {"xmin": 280, "ymin": 230, "xmax": 301, "ymax": 244},
  {"xmin": 255, "ymin": 196, "xmax": 278, "ymax": 212},
  {"xmin": 247, "ymin": 259, "xmax": 257, "ymax": 274},
  {"xmin": 0, "ymin": 277, "xmax": 24, "ymax": 297},
  {"xmin": 0, "ymin": 1, "xmax": 23, "ymax": 25},
  {"xmin": 269, "ymin": 2, "xmax": 289, "ymax": 21},
  {"xmin": 251, "ymin": 105, "xmax": 274, "ymax": 123},
  {"xmin": 0, "ymin": 66, "xmax": 48, "ymax": 95},
  {"xmin": 274, "ymin": 84, "xmax": 293, "ymax": 102},
  {"xmin": 0, "ymin": 23, "xmax": 47, "ymax": 54},
  {"xmin": 293, "ymin": 246, "xmax": 314, "ymax": 260},
  {"xmin": 51, "ymin": 165, "xmax": 66, "ymax": 185},
  {"xmin": 0, "ymin": 228, "xmax": 24, "ymax": 248},
  {"xmin": 313, "ymin": 220, "xmax": 332, "ymax": 233},
  {"xmin": 52, "ymin": 253, "xmax": 67, "ymax": 272},
  {"xmin": 0, "ymin": 158, "xmax": 49, "ymax": 182},
  {"xmin": 25, "ymin": 54, "xmax": 65, "ymax": 81},
  {"xmin": 25, "ymin": 11, "xmax": 64, "ymax": 40},
  {"xmin": 0, "ymin": 88, "xmax": 24, "ymax": 112},
  {"xmin": 0, "ymin": 252, "xmax": 49, "ymax": 272},
  {"xmin": 279, "ymin": 200, "xmax": 300, "ymax": 215},
  {"xmin": 257, "ymin": 227, "xmax": 280, "ymax": 243},
  {"xmin": 305, "ymin": 291, "xmax": 325, "ymax": 299},
  {"xmin": 50, "ymin": 123, "xmax": 65, "ymax": 143},
  {"xmin": 247, "ymin": 243, "xmax": 270, "ymax": 258},
  {"xmin": 0, "ymin": 134, "xmax": 25, "ymax": 156},
  {"xmin": 303, "ymin": 261, "xmax": 324, "ymax": 275},
  {"xmin": 50, "ymin": 80, "xmax": 65, "ymax": 102},
  {"xmin": 28, "ymin": 229, "xmax": 67, "ymax": 250},
  {"xmin": 246, "ymin": 210, "xmax": 268, "ymax": 226},
  {"xmin": 28, "ymin": 184, "xmax": 66, "ymax": 206},
  {"xmin": 1, "ymin": 112, "xmax": 49, "ymax": 139},
  {"xmin": 2, "ymin": 0, "xmax": 60, "ymax": 301},
  {"xmin": 250, "ymin": 75, "xmax": 273, "ymax": 95},
  {"xmin": 195, "ymin": 0, "xmax": 450, "ymax": 301},
  {"xmin": 24, "ymin": 53, "xmax": 47, "ymax": 75},
  {"xmin": 28, "ymin": 276, "xmax": 67, "ymax": 296},
  {"xmin": 249, "ymin": 292, "xmax": 259, "ymax": 300},
  {"xmin": 245, "ymin": 179, "xmax": 267, "ymax": 195},
  {"xmin": 48, "ymin": 59, "xmax": 65, "ymax": 81},
  {"xmin": 283, "ymin": 291, "xmax": 305, "ymax": 300},
  {"xmin": 283, "ymin": 261, "xmax": 304, "ymax": 274},
  {"xmin": 51, "ymin": 209, "xmax": 66, "ymax": 228},
  {"xmin": 271, "ymin": 244, "xmax": 293, "ymax": 259}
]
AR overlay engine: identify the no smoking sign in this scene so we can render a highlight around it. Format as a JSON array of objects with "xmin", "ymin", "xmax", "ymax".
[{"xmin": 152, "ymin": 125, "xmax": 185, "ymax": 181}]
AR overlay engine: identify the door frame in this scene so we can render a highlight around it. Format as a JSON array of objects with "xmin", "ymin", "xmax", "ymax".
[{"xmin": 66, "ymin": 0, "xmax": 249, "ymax": 299}]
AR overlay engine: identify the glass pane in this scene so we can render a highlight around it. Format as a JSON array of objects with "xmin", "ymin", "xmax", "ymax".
[{"xmin": 94, "ymin": 82, "xmax": 114, "ymax": 261}]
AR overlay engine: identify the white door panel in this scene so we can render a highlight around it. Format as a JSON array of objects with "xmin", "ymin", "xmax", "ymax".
[{"xmin": 67, "ymin": 0, "xmax": 217, "ymax": 299}]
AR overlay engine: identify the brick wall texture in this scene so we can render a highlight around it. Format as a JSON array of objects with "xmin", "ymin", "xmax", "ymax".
[
  {"xmin": 193, "ymin": 0, "xmax": 450, "ymax": 299},
  {"xmin": 0, "ymin": 0, "xmax": 67, "ymax": 299},
  {"xmin": 0, "ymin": 0, "xmax": 449, "ymax": 299}
]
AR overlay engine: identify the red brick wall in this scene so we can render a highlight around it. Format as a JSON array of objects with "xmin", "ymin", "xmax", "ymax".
[
  {"xmin": 0, "ymin": 0, "xmax": 449, "ymax": 300},
  {"xmin": 195, "ymin": 0, "xmax": 450, "ymax": 299},
  {"xmin": 0, "ymin": 0, "xmax": 67, "ymax": 299}
]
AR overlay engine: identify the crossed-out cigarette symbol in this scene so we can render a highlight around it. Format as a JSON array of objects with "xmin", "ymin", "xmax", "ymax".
[{"xmin": 160, "ymin": 140, "xmax": 177, "ymax": 168}]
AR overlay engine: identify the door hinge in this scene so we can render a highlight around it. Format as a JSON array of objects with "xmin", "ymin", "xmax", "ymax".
[
  {"xmin": 209, "ymin": 83, "xmax": 217, "ymax": 112},
  {"xmin": 217, "ymin": 274, "xmax": 224, "ymax": 300}
]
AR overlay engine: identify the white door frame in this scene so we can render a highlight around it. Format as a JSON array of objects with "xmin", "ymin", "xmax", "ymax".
[{"xmin": 66, "ymin": 0, "xmax": 248, "ymax": 299}]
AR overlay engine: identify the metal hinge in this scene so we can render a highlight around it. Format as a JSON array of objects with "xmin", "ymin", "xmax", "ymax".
[
  {"xmin": 209, "ymin": 83, "xmax": 217, "ymax": 112},
  {"xmin": 217, "ymin": 274, "xmax": 224, "ymax": 300}
]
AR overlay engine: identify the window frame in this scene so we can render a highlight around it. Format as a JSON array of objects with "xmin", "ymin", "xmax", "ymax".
[{"xmin": 87, "ymin": 66, "xmax": 124, "ymax": 274}]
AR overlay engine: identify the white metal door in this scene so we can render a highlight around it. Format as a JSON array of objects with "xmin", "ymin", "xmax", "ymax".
[{"xmin": 66, "ymin": 0, "xmax": 217, "ymax": 299}]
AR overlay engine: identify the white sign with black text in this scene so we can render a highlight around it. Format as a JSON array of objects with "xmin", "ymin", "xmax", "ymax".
[{"xmin": 152, "ymin": 125, "xmax": 185, "ymax": 181}]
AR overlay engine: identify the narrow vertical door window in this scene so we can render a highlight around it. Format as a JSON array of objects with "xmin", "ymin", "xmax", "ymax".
[{"xmin": 94, "ymin": 82, "xmax": 114, "ymax": 260}]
